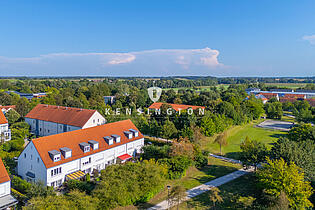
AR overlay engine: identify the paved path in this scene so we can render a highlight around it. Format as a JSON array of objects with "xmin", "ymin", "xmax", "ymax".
[
  {"xmin": 148, "ymin": 168, "xmax": 252, "ymax": 210},
  {"xmin": 209, "ymin": 153, "xmax": 242, "ymax": 165}
]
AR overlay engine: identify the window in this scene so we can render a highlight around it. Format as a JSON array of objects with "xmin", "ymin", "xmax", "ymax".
[
  {"xmin": 84, "ymin": 146, "xmax": 90, "ymax": 153},
  {"xmin": 93, "ymin": 119, "xmax": 95, "ymax": 123},
  {"xmin": 51, "ymin": 167, "xmax": 62, "ymax": 177},
  {"xmin": 37, "ymin": 158, "xmax": 39, "ymax": 163},
  {"xmin": 31, "ymin": 155, "xmax": 32, "ymax": 160},
  {"xmin": 54, "ymin": 156, "xmax": 60, "ymax": 162},
  {"xmin": 24, "ymin": 153, "xmax": 26, "ymax": 158}
]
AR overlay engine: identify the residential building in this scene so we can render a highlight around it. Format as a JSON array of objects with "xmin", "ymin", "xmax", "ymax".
[
  {"xmin": 149, "ymin": 102, "xmax": 205, "ymax": 111},
  {"xmin": 25, "ymin": 104, "xmax": 106, "ymax": 136},
  {"xmin": 103, "ymin": 96, "xmax": 116, "ymax": 105},
  {"xmin": 17, "ymin": 119, "xmax": 144, "ymax": 188},
  {"xmin": 0, "ymin": 105, "xmax": 16, "ymax": 114},
  {"xmin": 0, "ymin": 158, "xmax": 18, "ymax": 209},
  {"xmin": 0, "ymin": 112, "xmax": 11, "ymax": 142},
  {"xmin": 259, "ymin": 92, "xmax": 279, "ymax": 101}
]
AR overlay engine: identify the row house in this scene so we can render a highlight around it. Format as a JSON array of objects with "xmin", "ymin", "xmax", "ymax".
[
  {"xmin": 17, "ymin": 119, "xmax": 144, "ymax": 188},
  {"xmin": 25, "ymin": 104, "xmax": 106, "ymax": 136},
  {"xmin": 0, "ymin": 158, "xmax": 17, "ymax": 209},
  {"xmin": 0, "ymin": 111, "xmax": 11, "ymax": 142}
]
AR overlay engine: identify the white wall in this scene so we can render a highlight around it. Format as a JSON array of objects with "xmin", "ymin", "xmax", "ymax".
[
  {"xmin": 25, "ymin": 117, "xmax": 81, "ymax": 136},
  {"xmin": 46, "ymin": 138, "xmax": 144, "ymax": 187},
  {"xmin": 82, "ymin": 111, "xmax": 106, "ymax": 129},
  {"xmin": 17, "ymin": 142, "xmax": 47, "ymax": 185},
  {"xmin": 0, "ymin": 181, "xmax": 10, "ymax": 198}
]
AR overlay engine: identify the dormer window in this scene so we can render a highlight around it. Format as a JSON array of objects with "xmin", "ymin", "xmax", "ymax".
[
  {"xmin": 48, "ymin": 150, "xmax": 61, "ymax": 162},
  {"xmin": 111, "ymin": 134, "xmax": 121, "ymax": 143},
  {"xmin": 79, "ymin": 142, "xmax": 90, "ymax": 153},
  {"xmin": 124, "ymin": 131, "xmax": 133, "ymax": 139},
  {"xmin": 88, "ymin": 140, "xmax": 99, "ymax": 150},
  {"xmin": 60, "ymin": 147, "xmax": 72, "ymax": 159},
  {"xmin": 129, "ymin": 129, "xmax": 139, "ymax": 137},
  {"xmin": 104, "ymin": 136, "xmax": 113, "ymax": 145}
]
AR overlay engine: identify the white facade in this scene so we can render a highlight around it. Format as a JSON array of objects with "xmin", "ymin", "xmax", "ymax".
[
  {"xmin": 25, "ymin": 111, "xmax": 106, "ymax": 137},
  {"xmin": 0, "ymin": 123, "xmax": 11, "ymax": 142},
  {"xmin": 0, "ymin": 181, "xmax": 10, "ymax": 198},
  {"xmin": 17, "ymin": 138, "xmax": 144, "ymax": 187}
]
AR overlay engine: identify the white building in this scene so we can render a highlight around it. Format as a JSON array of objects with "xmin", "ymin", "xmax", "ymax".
[
  {"xmin": 17, "ymin": 119, "xmax": 144, "ymax": 188},
  {"xmin": 25, "ymin": 104, "xmax": 106, "ymax": 136},
  {"xmin": 0, "ymin": 111, "xmax": 11, "ymax": 142},
  {"xmin": 0, "ymin": 158, "xmax": 17, "ymax": 209}
]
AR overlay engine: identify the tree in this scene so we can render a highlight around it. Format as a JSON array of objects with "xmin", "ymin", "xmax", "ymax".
[
  {"xmin": 270, "ymin": 137, "xmax": 315, "ymax": 181},
  {"xmin": 208, "ymin": 187, "xmax": 223, "ymax": 209},
  {"xmin": 5, "ymin": 109, "xmax": 20, "ymax": 124},
  {"xmin": 16, "ymin": 97, "xmax": 31, "ymax": 116},
  {"xmin": 169, "ymin": 185, "xmax": 186, "ymax": 210},
  {"xmin": 257, "ymin": 158, "xmax": 313, "ymax": 209},
  {"xmin": 239, "ymin": 137, "xmax": 267, "ymax": 170},
  {"xmin": 214, "ymin": 132, "xmax": 228, "ymax": 155},
  {"xmin": 287, "ymin": 123, "xmax": 315, "ymax": 143}
]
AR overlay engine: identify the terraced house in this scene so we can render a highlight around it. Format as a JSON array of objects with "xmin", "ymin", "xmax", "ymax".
[
  {"xmin": 17, "ymin": 120, "xmax": 144, "ymax": 188},
  {"xmin": 0, "ymin": 158, "xmax": 17, "ymax": 209},
  {"xmin": 0, "ymin": 111, "xmax": 11, "ymax": 142},
  {"xmin": 25, "ymin": 104, "xmax": 106, "ymax": 136}
]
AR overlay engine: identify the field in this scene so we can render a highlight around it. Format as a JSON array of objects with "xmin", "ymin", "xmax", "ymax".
[
  {"xmin": 264, "ymin": 82, "xmax": 309, "ymax": 89},
  {"xmin": 163, "ymin": 84, "xmax": 230, "ymax": 92},
  {"xmin": 200, "ymin": 121, "xmax": 287, "ymax": 159}
]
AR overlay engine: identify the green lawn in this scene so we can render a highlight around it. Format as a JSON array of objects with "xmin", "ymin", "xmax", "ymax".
[
  {"xmin": 264, "ymin": 82, "xmax": 309, "ymax": 89},
  {"xmin": 201, "ymin": 122, "xmax": 287, "ymax": 159},
  {"xmin": 176, "ymin": 173, "xmax": 263, "ymax": 209},
  {"xmin": 121, "ymin": 157, "xmax": 241, "ymax": 210}
]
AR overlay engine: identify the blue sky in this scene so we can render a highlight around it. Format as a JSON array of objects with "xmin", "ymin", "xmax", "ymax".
[{"xmin": 0, "ymin": 0, "xmax": 314, "ymax": 77}]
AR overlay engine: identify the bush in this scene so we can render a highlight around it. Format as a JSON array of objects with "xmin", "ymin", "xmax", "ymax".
[
  {"xmin": 11, "ymin": 176, "xmax": 31, "ymax": 194},
  {"xmin": 158, "ymin": 156, "xmax": 192, "ymax": 179},
  {"xmin": 66, "ymin": 180, "xmax": 95, "ymax": 194}
]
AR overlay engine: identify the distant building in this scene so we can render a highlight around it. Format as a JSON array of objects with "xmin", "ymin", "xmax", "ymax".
[
  {"xmin": 0, "ymin": 105, "xmax": 16, "ymax": 114},
  {"xmin": 0, "ymin": 158, "xmax": 18, "ymax": 209},
  {"xmin": 103, "ymin": 96, "xmax": 116, "ymax": 105},
  {"xmin": 149, "ymin": 102, "xmax": 205, "ymax": 111},
  {"xmin": 5, "ymin": 91, "xmax": 34, "ymax": 100},
  {"xmin": 245, "ymin": 88, "xmax": 261, "ymax": 95},
  {"xmin": 25, "ymin": 104, "xmax": 106, "ymax": 136},
  {"xmin": 270, "ymin": 89, "xmax": 294, "ymax": 93},
  {"xmin": 17, "ymin": 119, "xmax": 144, "ymax": 188},
  {"xmin": 33, "ymin": 93, "xmax": 47, "ymax": 98},
  {"xmin": 259, "ymin": 92, "xmax": 279, "ymax": 101},
  {"xmin": 0, "ymin": 111, "xmax": 11, "ymax": 142}
]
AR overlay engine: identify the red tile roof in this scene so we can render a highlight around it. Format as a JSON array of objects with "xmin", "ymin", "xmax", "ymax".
[
  {"xmin": 0, "ymin": 158, "xmax": 10, "ymax": 183},
  {"xmin": 148, "ymin": 102, "xmax": 205, "ymax": 111},
  {"xmin": 279, "ymin": 98, "xmax": 297, "ymax": 103},
  {"xmin": 282, "ymin": 94, "xmax": 305, "ymax": 99},
  {"xmin": 0, "ymin": 111, "xmax": 8, "ymax": 124},
  {"xmin": 259, "ymin": 93, "xmax": 278, "ymax": 99},
  {"xmin": 25, "ymin": 104, "xmax": 97, "ymax": 127},
  {"xmin": 0, "ymin": 105, "xmax": 16, "ymax": 110},
  {"xmin": 31, "ymin": 119, "xmax": 143, "ymax": 168}
]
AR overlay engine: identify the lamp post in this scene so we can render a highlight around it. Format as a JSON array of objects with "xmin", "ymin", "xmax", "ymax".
[{"xmin": 167, "ymin": 185, "xmax": 171, "ymax": 209}]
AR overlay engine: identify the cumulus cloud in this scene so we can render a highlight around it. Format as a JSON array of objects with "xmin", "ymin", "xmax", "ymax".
[
  {"xmin": 0, "ymin": 47, "xmax": 224, "ymax": 76},
  {"xmin": 302, "ymin": 35, "xmax": 315, "ymax": 45}
]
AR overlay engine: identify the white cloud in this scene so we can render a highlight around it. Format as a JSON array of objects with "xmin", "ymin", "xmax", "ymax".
[
  {"xmin": 302, "ymin": 35, "xmax": 315, "ymax": 45},
  {"xmin": 0, "ymin": 47, "xmax": 224, "ymax": 76}
]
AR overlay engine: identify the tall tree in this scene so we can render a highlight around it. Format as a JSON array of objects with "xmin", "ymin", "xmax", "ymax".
[
  {"xmin": 214, "ymin": 132, "xmax": 228, "ymax": 155},
  {"xmin": 257, "ymin": 158, "xmax": 313, "ymax": 209}
]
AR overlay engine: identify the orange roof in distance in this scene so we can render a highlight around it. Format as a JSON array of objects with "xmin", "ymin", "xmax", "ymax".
[
  {"xmin": 25, "ymin": 104, "xmax": 97, "ymax": 127},
  {"xmin": 32, "ymin": 119, "xmax": 144, "ymax": 168},
  {"xmin": 0, "ymin": 158, "xmax": 10, "ymax": 183},
  {"xmin": 0, "ymin": 111, "xmax": 8, "ymax": 124},
  {"xmin": 149, "ymin": 102, "xmax": 205, "ymax": 111}
]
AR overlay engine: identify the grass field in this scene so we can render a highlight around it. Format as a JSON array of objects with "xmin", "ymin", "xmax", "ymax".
[
  {"xmin": 175, "ymin": 173, "xmax": 263, "ymax": 209},
  {"xmin": 264, "ymin": 83, "xmax": 309, "ymax": 89},
  {"xmin": 163, "ymin": 84, "xmax": 230, "ymax": 92},
  {"xmin": 200, "ymin": 122, "xmax": 287, "ymax": 159},
  {"xmin": 119, "ymin": 157, "xmax": 241, "ymax": 209}
]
